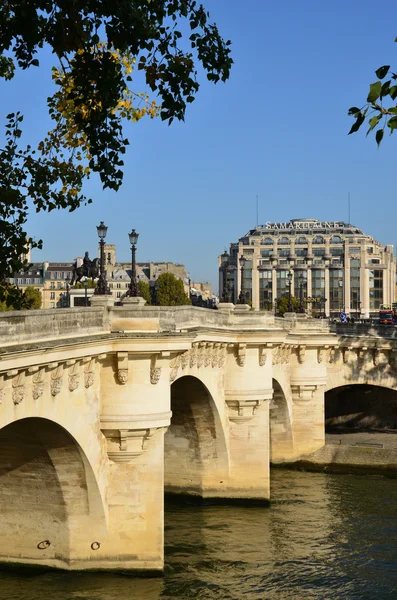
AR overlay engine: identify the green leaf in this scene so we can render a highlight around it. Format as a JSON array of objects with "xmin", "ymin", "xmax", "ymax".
[
  {"xmin": 31, "ymin": 59, "xmax": 39, "ymax": 67},
  {"xmin": 387, "ymin": 116, "xmax": 397, "ymax": 130},
  {"xmin": 366, "ymin": 114, "xmax": 382, "ymax": 135},
  {"xmin": 348, "ymin": 113, "xmax": 365, "ymax": 135},
  {"xmin": 375, "ymin": 65, "xmax": 390, "ymax": 79},
  {"xmin": 348, "ymin": 106, "xmax": 361, "ymax": 115},
  {"xmin": 367, "ymin": 81, "xmax": 381, "ymax": 103},
  {"xmin": 388, "ymin": 107, "xmax": 397, "ymax": 114},
  {"xmin": 376, "ymin": 129, "xmax": 384, "ymax": 146}
]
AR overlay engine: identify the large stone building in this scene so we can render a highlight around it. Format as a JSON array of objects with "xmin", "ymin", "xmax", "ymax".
[{"xmin": 220, "ymin": 218, "xmax": 396, "ymax": 317}]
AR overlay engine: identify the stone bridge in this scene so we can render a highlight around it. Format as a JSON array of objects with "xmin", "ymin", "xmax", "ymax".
[{"xmin": 0, "ymin": 304, "xmax": 396, "ymax": 573}]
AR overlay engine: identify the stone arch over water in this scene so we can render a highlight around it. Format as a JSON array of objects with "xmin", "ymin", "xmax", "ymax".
[
  {"xmin": 0, "ymin": 417, "xmax": 107, "ymax": 569},
  {"xmin": 165, "ymin": 375, "xmax": 229, "ymax": 498},
  {"xmin": 270, "ymin": 378, "xmax": 293, "ymax": 462},
  {"xmin": 325, "ymin": 384, "xmax": 397, "ymax": 431}
]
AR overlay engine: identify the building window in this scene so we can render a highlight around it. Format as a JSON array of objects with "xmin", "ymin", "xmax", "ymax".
[
  {"xmin": 117, "ymin": 283, "xmax": 121, "ymax": 289},
  {"xmin": 295, "ymin": 237, "xmax": 308, "ymax": 245},
  {"xmin": 295, "ymin": 248, "xmax": 307, "ymax": 257},
  {"xmin": 369, "ymin": 269, "xmax": 383, "ymax": 310},
  {"xmin": 330, "ymin": 235, "xmax": 342, "ymax": 244},
  {"xmin": 312, "ymin": 236, "xmax": 325, "ymax": 245},
  {"xmin": 367, "ymin": 247, "xmax": 374, "ymax": 254},
  {"xmin": 50, "ymin": 282, "xmax": 55, "ymax": 289},
  {"xmin": 370, "ymin": 259, "xmax": 380, "ymax": 265},
  {"xmin": 349, "ymin": 247, "xmax": 360, "ymax": 254},
  {"xmin": 262, "ymin": 237, "xmax": 273, "ymax": 245},
  {"xmin": 329, "ymin": 269, "xmax": 344, "ymax": 312},
  {"xmin": 276, "ymin": 270, "xmax": 290, "ymax": 298},
  {"xmin": 116, "ymin": 292, "xmax": 121, "ymax": 298},
  {"xmin": 313, "ymin": 248, "xmax": 325, "ymax": 257},
  {"xmin": 278, "ymin": 248, "xmax": 290, "ymax": 257},
  {"xmin": 242, "ymin": 261, "xmax": 252, "ymax": 304},
  {"xmin": 278, "ymin": 237, "xmax": 290, "ymax": 245},
  {"xmin": 50, "ymin": 302, "xmax": 55, "ymax": 309},
  {"xmin": 259, "ymin": 270, "xmax": 272, "ymax": 310},
  {"xmin": 260, "ymin": 249, "xmax": 273, "ymax": 257},
  {"xmin": 50, "ymin": 292, "xmax": 55, "ymax": 299},
  {"xmin": 57, "ymin": 282, "xmax": 62, "ymax": 289},
  {"xmin": 331, "ymin": 248, "xmax": 343, "ymax": 257}
]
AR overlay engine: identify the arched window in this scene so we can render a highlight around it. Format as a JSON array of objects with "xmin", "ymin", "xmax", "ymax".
[
  {"xmin": 313, "ymin": 235, "xmax": 325, "ymax": 245},
  {"xmin": 278, "ymin": 237, "xmax": 290, "ymax": 245},
  {"xmin": 330, "ymin": 235, "xmax": 342, "ymax": 244},
  {"xmin": 262, "ymin": 237, "xmax": 273, "ymax": 245},
  {"xmin": 295, "ymin": 236, "xmax": 308, "ymax": 245}
]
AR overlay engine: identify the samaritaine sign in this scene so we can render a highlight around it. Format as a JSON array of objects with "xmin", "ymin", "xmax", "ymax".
[{"xmin": 264, "ymin": 220, "xmax": 346, "ymax": 230}]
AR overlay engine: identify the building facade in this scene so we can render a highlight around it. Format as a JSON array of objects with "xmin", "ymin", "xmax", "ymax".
[{"xmin": 220, "ymin": 219, "xmax": 396, "ymax": 317}]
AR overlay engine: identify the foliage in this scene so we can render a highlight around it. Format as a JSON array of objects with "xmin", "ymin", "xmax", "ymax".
[
  {"xmin": 23, "ymin": 286, "xmax": 42, "ymax": 309},
  {"xmin": 276, "ymin": 296, "xmax": 300, "ymax": 316},
  {"xmin": 348, "ymin": 39, "xmax": 397, "ymax": 145},
  {"xmin": 154, "ymin": 273, "xmax": 191, "ymax": 306},
  {"xmin": 0, "ymin": 282, "xmax": 42, "ymax": 311},
  {"xmin": 0, "ymin": 1, "xmax": 232, "ymax": 279},
  {"xmin": 138, "ymin": 280, "xmax": 152, "ymax": 305}
]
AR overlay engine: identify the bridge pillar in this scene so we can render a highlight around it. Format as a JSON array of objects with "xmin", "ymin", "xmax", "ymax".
[
  {"xmin": 224, "ymin": 344, "xmax": 273, "ymax": 501},
  {"xmin": 289, "ymin": 345, "xmax": 327, "ymax": 457},
  {"xmin": 99, "ymin": 352, "xmax": 172, "ymax": 572}
]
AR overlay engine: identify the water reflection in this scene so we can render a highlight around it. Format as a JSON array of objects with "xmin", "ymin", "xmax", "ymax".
[{"xmin": 1, "ymin": 470, "xmax": 397, "ymax": 600}]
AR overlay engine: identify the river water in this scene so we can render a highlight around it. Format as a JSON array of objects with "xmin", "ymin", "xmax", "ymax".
[{"xmin": 2, "ymin": 469, "xmax": 397, "ymax": 600}]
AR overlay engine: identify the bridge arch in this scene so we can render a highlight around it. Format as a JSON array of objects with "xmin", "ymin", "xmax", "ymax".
[
  {"xmin": 0, "ymin": 417, "xmax": 107, "ymax": 569},
  {"xmin": 165, "ymin": 375, "xmax": 229, "ymax": 497},
  {"xmin": 325, "ymin": 384, "xmax": 397, "ymax": 431},
  {"xmin": 270, "ymin": 378, "xmax": 293, "ymax": 462}
]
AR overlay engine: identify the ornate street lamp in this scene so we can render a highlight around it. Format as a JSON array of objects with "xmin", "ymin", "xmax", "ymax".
[
  {"xmin": 298, "ymin": 274, "xmax": 306, "ymax": 313},
  {"xmin": 287, "ymin": 270, "xmax": 293, "ymax": 312},
  {"xmin": 83, "ymin": 278, "xmax": 89, "ymax": 306},
  {"xmin": 95, "ymin": 221, "xmax": 111, "ymax": 295},
  {"xmin": 220, "ymin": 251, "xmax": 230, "ymax": 302},
  {"xmin": 238, "ymin": 254, "xmax": 247, "ymax": 304},
  {"xmin": 126, "ymin": 228, "xmax": 140, "ymax": 297},
  {"xmin": 65, "ymin": 275, "xmax": 70, "ymax": 308}
]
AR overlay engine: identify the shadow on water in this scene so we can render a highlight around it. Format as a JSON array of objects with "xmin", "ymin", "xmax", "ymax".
[{"xmin": 2, "ymin": 470, "xmax": 397, "ymax": 599}]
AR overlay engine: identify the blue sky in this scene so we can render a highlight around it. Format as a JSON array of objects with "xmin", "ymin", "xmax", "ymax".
[{"xmin": 1, "ymin": 0, "xmax": 397, "ymax": 290}]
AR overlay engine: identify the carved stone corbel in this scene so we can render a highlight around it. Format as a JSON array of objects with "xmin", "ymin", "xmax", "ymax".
[
  {"xmin": 297, "ymin": 345, "xmax": 306, "ymax": 364},
  {"xmin": 342, "ymin": 347, "xmax": 352, "ymax": 364},
  {"xmin": 357, "ymin": 347, "xmax": 367, "ymax": 365},
  {"xmin": 218, "ymin": 343, "xmax": 227, "ymax": 368},
  {"xmin": 211, "ymin": 343, "xmax": 220, "ymax": 368},
  {"xmin": 83, "ymin": 357, "xmax": 95, "ymax": 388},
  {"xmin": 117, "ymin": 351, "xmax": 129, "ymax": 385},
  {"xmin": 12, "ymin": 371, "xmax": 25, "ymax": 405},
  {"xmin": 190, "ymin": 345, "xmax": 198, "ymax": 368},
  {"xmin": 272, "ymin": 346, "xmax": 280, "ymax": 365},
  {"xmin": 169, "ymin": 353, "xmax": 181, "ymax": 383},
  {"xmin": 50, "ymin": 364, "xmax": 63, "ymax": 397},
  {"xmin": 31, "ymin": 367, "xmax": 45, "ymax": 400},
  {"xmin": 66, "ymin": 360, "xmax": 80, "ymax": 392},
  {"xmin": 291, "ymin": 384, "xmax": 318, "ymax": 403},
  {"xmin": 226, "ymin": 399, "xmax": 263, "ymax": 423},
  {"xmin": 197, "ymin": 343, "xmax": 205, "ymax": 368},
  {"xmin": 180, "ymin": 350, "xmax": 189, "ymax": 370},
  {"xmin": 204, "ymin": 343, "xmax": 212, "ymax": 367},
  {"xmin": 317, "ymin": 347, "xmax": 328, "ymax": 364},
  {"xmin": 102, "ymin": 428, "xmax": 161, "ymax": 462},
  {"xmin": 236, "ymin": 343, "xmax": 246, "ymax": 367},
  {"xmin": 150, "ymin": 351, "xmax": 170, "ymax": 384}
]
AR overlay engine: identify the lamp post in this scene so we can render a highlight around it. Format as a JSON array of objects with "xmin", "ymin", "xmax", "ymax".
[
  {"xmin": 95, "ymin": 221, "xmax": 110, "ymax": 295},
  {"xmin": 287, "ymin": 270, "xmax": 293, "ymax": 312},
  {"xmin": 238, "ymin": 254, "xmax": 247, "ymax": 304},
  {"xmin": 65, "ymin": 275, "xmax": 70, "ymax": 308},
  {"xmin": 298, "ymin": 273, "xmax": 305, "ymax": 313},
  {"xmin": 83, "ymin": 278, "xmax": 88, "ymax": 306},
  {"xmin": 126, "ymin": 228, "xmax": 140, "ymax": 297},
  {"xmin": 220, "ymin": 251, "xmax": 230, "ymax": 302}
]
